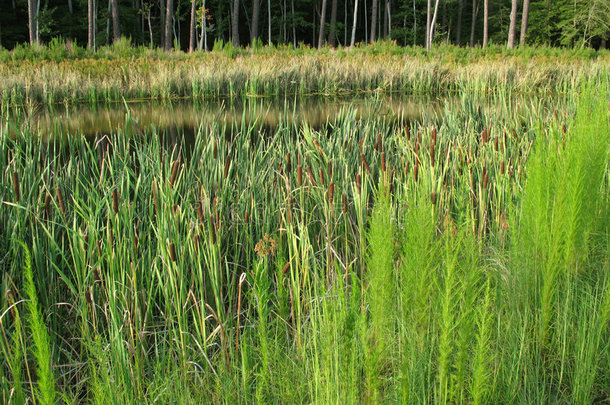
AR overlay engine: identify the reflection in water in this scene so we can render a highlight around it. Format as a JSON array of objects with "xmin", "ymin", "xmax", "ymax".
[{"xmin": 3, "ymin": 93, "xmax": 445, "ymax": 138}]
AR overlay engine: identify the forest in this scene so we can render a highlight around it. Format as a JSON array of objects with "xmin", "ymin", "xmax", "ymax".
[{"xmin": 1, "ymin": 0, "xmax": 609, "ymax": 51}]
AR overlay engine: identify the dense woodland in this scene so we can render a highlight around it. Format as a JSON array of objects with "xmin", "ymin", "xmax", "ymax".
[{"xmin": 1, "ymin": 0, "xmax": 608, "ymax": 51}]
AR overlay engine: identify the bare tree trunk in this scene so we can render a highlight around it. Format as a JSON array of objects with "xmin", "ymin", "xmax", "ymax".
[
  {"xmin": 267, "ymin": 0, "xmax": 271, "ymax": 45},
  {"xmin": 110, "ymin": 0, "xmax": 121, "ymax": 42},
  {"xmin": 291, "ymin": 0, "xmax": 296, "ymax": 47},
  {"xmin": 425, "ymin": 0, "xmax": 431, "ymax": 49},
  {"xmin": 318, "ymin": 0, "xmax": 327, "ymax": 48},
  {"xmin": 428, "ymin": 0, "xmax": 440, "ymax": 50},
  {"xmin": 383, "ymin": 0, "xmax": 387, "ymax": 38},
  {"xmin": 456, "ymin": 0, "xmax": 463, "ymax": 44},
  {"xmin": 507, "ymin": 0, "xmax": 518, "ymax": 48},
  {"xmin": 386, "ymin": 0, "xmax": 391, "ymax": 39},
  {"xmin": 350, "ymin": 0, "xmax": 358, "ymax": 46},
  {"xmin": 164, "ymin": 0, "xmax": 173, "ymax": 50},
  {"xmin": 160, "ymin": 0, "xmax": 166, "ymax": 46},
  {"xmin": 68, "ymin": 0, "xmax": 73, "ymax": 13},
  {"xmin": 251, "ymin": 0, "xmax": 260, "ymax": 45},
  {"xmin": 27, "ymin": 0, "xmax": 37, "ymax": 44},
  {"xmin": 412, "ymin": 0, "xmax": 416, "ymax": 45},
  {"xmin": 470, "ymin": 0, "xmax": 476, "ymax": 47},
  {"xmin": 482, "ymin": 0, "xmax": 488, "ymax": 47},
  {"xmin": 232, "ymin": 0, "xmax": 240, "ymax": 46},
  {"xmin": 189, "ymin": 0, "xmax": 196, "ymax": 51},
  {"xmin": 519, "ymin": 0, "xmax": 530, "ymax": 45},
  {"xmin": 329, "ymin": 0, "xmax": 338, "ymax": 46},
  {"xmin": 370, "ymin": 0, "xmax": 378, "ymax": 43},
  {"xmin": 199, "ymin": 0, "xmax": 208, "ymax": 50},
  {"xmin": 88, "ymin": 0, "xmax": 96, "ymax": 49}
]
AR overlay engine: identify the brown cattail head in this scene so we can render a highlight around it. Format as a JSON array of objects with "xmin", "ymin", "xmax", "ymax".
[
  {"xmin": 431, "ymin": 127, "xmax": 437, "ymax": 146},
  {"xmin": 224, "ymin": 154, "xmax": 231, "ymax": 179},
  {"xmin": 381, "ymin": 152, "xmax": 386, "ymax": 172},
  {"xmin": 286, "ymin": 198, "xmax": 292, "ymax": 223},
  {"xmin": 360, "ymin": 153, "xmax": 371, "ymax": 174},
  {"xmin": 170, "ymin": 160, "xmax": 180, "ymax": 188},
  {"xmin": 431, "ymin": 192, "xmax": 437, "ymax": 205},
  {"xmin": 44, "ymin": 192, "xmax": 52, "ymax": 219},
  {"xmin": 210, "ymin": 216, "xmax": 217, "ymax": 244},
  {"xmin": 359, "ymin": 137, "xmax": 364, "ymax": 151},
  {"xmin": 328, "ymin": 182, "xmax": 334, "ymax": 204},
  {"xmin": 196, "ymin": 201, "xmax": 204, "ymax": 223},
  {"xmin": 500, "ymin": 161, "xmax": 505, "ymax": 175},
  {"xmin": 494, "ymin": 136, "xmax": 499, "ymax": 152},
  {"xmin": 376, "ymin": 133, "xmax": 382, "ymax": 153},
  {"xmin": 481, "ymin": 129, "xmax": 489, "ymax": 145},
  {"xmin": 297, "ymin": 165, "xmax": 303, "ymax": 186},
  {"xmin": 414, "ymin": 161, "xmax": 419, "ymax": 182},
  {"xmin": 244, "ymin": 211, "xmax": 249, "ymax": 223},
  {"xmin": 355, "ymin": 173, "xmax": 361, "ymax": 194},
  {"xmin": 12, "ymin": 171, "xmax": 20, "ymax": 201},
  {"xmin": 169, "ymin": 243, "xmax": 177, "ymax": 262},
  {"xmin": 342, "ymin": 194, "xmax": 347, "ymax": 213},
  {"xmin": 430, "ymin": 143, "xmax": 435, "ymax": 168},
  {"xmin": 56, "ymin": 187, "xmax": 66, "ymax": 217},
  {"xmin": 327, "ymin": 161, "xmax": 332, "ymax": 180},
  {"xmin": 112, "ymin": 190, "xmax": 119, "ymax": 214},
  {"xmin": 282, "ymin": 262, "xmax": 291, "ymax": 275},
  {"xmin": 482, "ymin": 167, "xmax": 488, "ymax": 190},
  {"xmin": 307, "ymin": 166, "xmax": 317, "ymax": 186},
  {"xmin": 405, "ymin": 125, "xmax": 410, "ymax": 141},
  {"xmin": 319, "ymin": 167, "xmax": 325, "ymax": 186},
  {"xmin": 93, "ymin": 267, "xmax": 102, "ymax": 283},
  {"xmin": 152, "ymin": 181, "xmax": 158, "ymax": 213},
  {"xmin": 213, "ymin": 140, "xmax": 218, "ymax": 159},
  {"xmin": 286, "ymin": 153, "xmax": 292, "ymax": 174}
]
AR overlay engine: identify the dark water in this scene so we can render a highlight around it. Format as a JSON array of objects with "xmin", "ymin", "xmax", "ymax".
[{"xmin": 2, "ymin": 93, "xmax": 446, "ymax": 139}]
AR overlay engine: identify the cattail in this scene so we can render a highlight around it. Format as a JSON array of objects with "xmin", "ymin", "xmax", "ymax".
[
  {"xmin": 500, "ymin": 161, "xmax": 505, "ymax": 175},
  {"xmin": 286, "ymin": 153, "xmax": 292, "ymax": 174},
  {"xmin": 342, "ymin": 194, "xmax": 347, "ymax": 213},
  {"xmin": 327, "ymin": 161, "xmax": 332, "ymax": 180},
  {"xmin": 44, "ymin": 192, "xmax": 52, "ymax": 219},
  {"xmin": 414, "ymin": 161, "xmax": 419, "ymax": 182},
  {"xmin": 307, "ymin": 166, "xmax": 317, "ymax": 186},
  {"xmin": 381, "ymin": 152, "xmax": 386, "ymax": 172},
  {"xmin": 286, "ymin": 198, "xmax": 292, "ymax": 223},
  {"xmin": 359, "ymin": 137, "xmax": 364, "ymax": 151},
  {"xmin": 152, "ymin": 181, "xmax": 158, "ymax": 213},
  {"xmin": 431, "ymin": 192, "xmax": 437, "ymax": 205},
  {"xmin": 328, "ymin": 182, "xmax": 334, "ymax": 204},
  {"xmin": 376, "ymin": 133, "xmax": 382, "ymax": 152},
  {"xmin": 213, "ymin": 140, "xmax": 218, "ymax": 159},
  {"xmin": 431, "ymin": 127, "xmax": 437, "ymax": 146},
  {"xmin": 196, "ymin": 201, "xmax": 204, "ymax": 223},
  {"xmin": 210, "ymin": 216, "xmax": 217, "ymax": 244},
  {"xmin": 405, "ymin": 125, "xmax": 410, "ymax": 141},
  {"xmin": 494, "ymin": 136, "xmax": 499, "ymax": 152},
  {"xmin": 193, "ymin": 234, "xmax": 199, "ymax": 251},
  {"xmin": 170, "ymin": 160, "xmax": 180, "ymax": 188},
  {"xmin": 297, "ymin": 165, "xmax": 303, "ymax": 186},
  {"xmin": 482, "ymin": 167, "xmax": 488, "ymax": 190},
  {"xmin": 56, "ymin": 187, "xmax": 66, "ymax": 218},
  {"xmin": 319, "ymin": 167, "xmax": 325, "ymax": 186},
  {"xmin": 12, "ymin": 171, "xmax": 20, "ymax": 201},
  {"xmin": 224, "ymin": 154, "xmax": 231, "ymax": 179},
  {"xmin": 112, "ymin": 190, "xmax": 119, "ymax": 214},
  {"xmin": 430, "ymin": 143, "xmax": 435, "ymax": 167},
  {"xmin": 244, "ymin": 211, "xmax": 249, "ymax": 223},
  {"xmin": 481, "ymin": 129, "xmax": 489, "ymax": 145},
  {"xmin": 169, "ymin": 243, "xmax": 177, "ymax": 262},
  {"xmin": 360, "ymin": 153, "xmax": 371, "ymax": 174},
  {"xmin": 355, "ymin": 173, "xmax": 361, "ymax": 194},
  {"xmin": 282, "ymin": 262, "xmax": 291, "ymax": 275}
]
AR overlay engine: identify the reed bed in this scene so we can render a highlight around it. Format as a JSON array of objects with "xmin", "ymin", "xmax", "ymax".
[
  {"xmin": 1, "ymin": 42, "xmax": 609, "ymax": 106},
  {"xmin": 0, "ymin": 85, "xmax": 608, "ymax": 403}
]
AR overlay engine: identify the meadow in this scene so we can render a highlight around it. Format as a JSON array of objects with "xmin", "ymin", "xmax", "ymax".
[{"xmin": 0, "ymin": 44, "xmax": 609, "ymax": 403}]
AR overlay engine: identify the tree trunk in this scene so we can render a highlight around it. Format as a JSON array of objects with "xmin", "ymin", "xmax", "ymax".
[
  {"xmin": 386, "ymin": 1, "xmax": 391, "ymax": 39},
  {"xmin": 291, "ymin": 0, "xmax": 296, "ymax": 47},
  {"xmin": 469, "ymin": 0, "xmax": 476, "ymax": 47},
  {"xmin": 329, "ymin": 0, "xmax": 338, "ymax": 46},
  {"xmin": 428, "ymin": 0, "xmax": 440, "ymax": 50},
  {"xmin": 232, "ymin": 0, "xmax": 240, "ymax": 46},
  {"xmin": 519, "ymin": 0, "xmax": 530, "ymax": 45},
  {"xmin": 110, "ymin": 0, "xmax": 121, "ymax": 42},
  {"xmin": 27, "ymin": 0, "xmax": 37, "ymax": 44},
  {"xmin": 317, "ymin": 0, "xmax": 327, "ymax": 48},
  {"xmin": 456, "ymin": 0, "xmax": 463, "ymax": 44},
  {"xmin": 482, "ymin": 0, "xmax": 488, "ymax": 47},
  {"xmin": 189, "ymin": 0, "xmax": 196, "ymax": 51},
  {"xmin": 164, "ymin": 0, "xmax": 173, "ymax": 50},
  {"xmin": 88, "ymin": 0, "xmax": 96, "ymax": 49},
  {"xmin": 350, "ymin": 0, "xmax": 358, "ymax": 46},
  {"xmin": 267, "ymin": 0, "xmax": 271, "ymax": 45},
  {"xmin": 383, "ymin": 0, "xmax": 387, "ymax": 38},
  {"xmin": 507, "ymin": 0, "xmax": 518, "ymax": 48},
  {"xmin": 160, "ymin": 0, "xmax": 166, "ymax": 46},
  {"xmin": 251, "ymin": 0, "xmax": 260, "ymax": 45},
  {"xmin": 68, "ymin": 0, "xmax": 73, "ymax": 13},
  {"xmin": 370, "ymin": 0, "xmax": 378, "ymax": 43},
  {"xmin": 425, "ymin": 0, "xmax": 431, "ymax": 50}
]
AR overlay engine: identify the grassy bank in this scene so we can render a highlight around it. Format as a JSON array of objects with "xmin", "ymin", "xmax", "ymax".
[
  {"xmin": 1, "ymin": 40, "xmax": 609, "ymax": 106},
  {"xmin": 1, "ymin": 84, "xmax": 608, "ymax": 402}
]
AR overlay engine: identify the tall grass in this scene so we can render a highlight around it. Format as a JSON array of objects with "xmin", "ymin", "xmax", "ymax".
[{"xmin": 0, "ymin": 82, "xmax": 608, "ymax": 402}]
